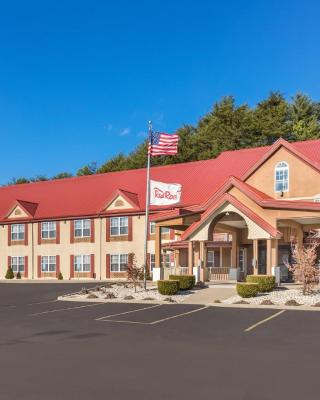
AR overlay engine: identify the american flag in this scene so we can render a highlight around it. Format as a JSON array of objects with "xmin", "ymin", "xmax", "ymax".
[{"xmin": 148, "ymin": 131, "xmax": 179, "ymax": 156}]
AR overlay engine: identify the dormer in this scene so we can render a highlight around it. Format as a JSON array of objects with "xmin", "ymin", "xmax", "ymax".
[
  {"xmin": 5, "ymin": 200, "xmax": 38, "ymax": 220},
  {"xmin": 101, "ymin": 189, "xmax": 140, "ymax": 212}
]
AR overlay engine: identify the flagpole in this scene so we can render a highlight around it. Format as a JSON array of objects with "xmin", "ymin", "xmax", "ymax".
[{"xmin": 143, "ymin": 121, "xmax": 152, "ymax": 290}]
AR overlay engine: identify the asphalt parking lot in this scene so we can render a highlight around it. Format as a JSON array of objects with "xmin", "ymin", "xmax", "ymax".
[{"xmin": 0, "ymin": 283, "xmax": 320, "ymax": 400}]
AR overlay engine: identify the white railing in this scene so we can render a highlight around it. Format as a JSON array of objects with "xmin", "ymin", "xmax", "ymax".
[{"xmin": 208, "ymin": 267, "xmax": 230, "ymax": 281}]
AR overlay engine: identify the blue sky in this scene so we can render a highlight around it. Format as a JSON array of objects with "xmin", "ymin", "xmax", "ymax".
[{"xmin": 0, "ymin": 0, "xmax": 319, "ymax": 183}]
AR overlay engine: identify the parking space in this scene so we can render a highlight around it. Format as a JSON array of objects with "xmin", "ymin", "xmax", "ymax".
[{"xmin": 1, "ymin": 283, "xmax": 320, "ymax": 400}]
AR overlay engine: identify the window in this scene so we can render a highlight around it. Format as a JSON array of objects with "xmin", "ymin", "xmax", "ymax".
[
  {"xmin": 74, "ymin": 219, "xmax": 91, "ymax": 237},
  {"xmin": 150, "ymin": 254, "xmax": 155, "ymax": 271},
  {"xmin": 110, "ymin": 217, "xmax": 128, "ymax": 236},
  {"xmin": 11, "ymin": 224, "xmax": 25, "ymax": 241},
  {"xmin": 41, "ymin": 256, "xmax": 56, "ymax": 272},
  {"xmin": 239, "ymin": 248, "xmax": 246, "ymax": 273},
  {"xmin": 275, "ymin": 162, "xmax": 289, "ymax": 192},
  {"xmin": 161, "ymin": 227, "xmax": 170, "ymax": 234},
  {"xmin": 207, "ymin": 251, "xmax": 215, "ymax": 269},
  {"xmin": 161, "ymin": 253, "xmax": 170, "ymax": 268},
  {"xmin": 74, "ymin": 255, "xmax": 91, "ymax": 272},
  {"xmin": 110, "ymin": 254, "xmax": 128, "ymax": 272},
  {"xmin": 150, "ymin": 221, "xmax": 156, "ymax": 234},
  {"xmin": 41, "ymin": 222, "xmax": 56, "ymax": 239},
  {"xmin": 11, "ymin": 256, "xmax": 24, "ymax": 272}
]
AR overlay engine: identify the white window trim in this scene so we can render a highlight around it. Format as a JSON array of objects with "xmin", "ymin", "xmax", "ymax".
[
  {"xmin": 41, "ymin": 255, "xmax": 56, "ymax": 273},
  {"xmin": 11, "ymin": 256, "xmax": 25, "ymax": 272},
  {"xmin": 74, "ymin": 255, "xmax": 91, "ymax": 273},
  {"xmin": 11, "ymin": 224, "xmax": 25, "ymax": 241},
  {"xmin": 274, "ymin": 161, "xmax": 289, "ymax": 193},
  {"xmin": 110, "ymin": 217, "xmax": 129, "ymax": 236},
  {"xmin": 110, "ymin": 253, "xmax": 128, "ymax": 272},
  {"xmin": 41, "ymin": 222, "xmax": 57, "ymax": 239},
  {"xmin": 74, "ymin": 219, "xmax": 91, "ymax": 238}
]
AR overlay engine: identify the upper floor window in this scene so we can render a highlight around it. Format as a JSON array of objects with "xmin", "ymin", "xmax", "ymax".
[
  {"xmin": 275, "ymin": 161, "xmax": 289, "ymax": 193},
  {"xmin": 161, "ymin": 227, "xmax": 170, "ymax": 234},
  {"xmin": 110, "ymin": 217, "xmax": 128, "ymax": 236},
  {"xmin": 41, "ymin": 222, "xmax": 56, "ymax": 239},
  {"xmin": 41, "ymin": 256, "xmax": 56, "ymax": 272},
  {"xmin": 11, "ymin": 224, "xmax": 25, "ymax": 241},
  {"xmin": 74, "ymin": 255, "xmax": 91, "ymax": 272},
  {"xmin": 110, "ymin": 254, "xmax": 128, "ymax": 272},
  {"xmin": 74, "ymin": 219, "xmax": 91, "ymax": 238},
  {"xmin": 11, "ymin": 256, "xmax": 24, "ymax": 272}
]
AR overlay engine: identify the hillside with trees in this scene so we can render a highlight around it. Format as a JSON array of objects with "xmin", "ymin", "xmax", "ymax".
[{"xmin": 8, "ymin": 92, "xmax": 320, "ymax": 185}]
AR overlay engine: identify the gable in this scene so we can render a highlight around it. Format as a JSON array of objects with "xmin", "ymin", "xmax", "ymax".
[
  {"xmin": 245, "ymin": 146, "xmax": 320, "ymax": 199},
  {"xmin": 7, "ymin": 205, "xmax": 29, "ymax": 219},
  {"xmin": 104, "ymin": 195, "xmax": 135, "ymax": 211}
]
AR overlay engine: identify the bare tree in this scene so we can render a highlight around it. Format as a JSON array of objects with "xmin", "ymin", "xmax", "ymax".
[
  {"xmin": 126, "ymin": 253, "xmax": 143, "ymax": 293},
  {"xmin": 286, "ymin": 241, "xmax": 320, "ymax": 295}
]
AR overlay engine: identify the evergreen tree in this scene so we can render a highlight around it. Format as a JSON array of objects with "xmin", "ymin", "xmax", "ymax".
[
  {"xmin": 52, "ymin": 172, "xmax": 73, "ymax": 180},
  {"xmin": 7, "ymin": 177, "xmax": 30, "ymax": 185},
  {"xmin": 290, "ymin": 93, "xmax": 320, "ymax": 140},
  {"xmin": 77, "ymin": 162, "xmax": 98, "ymax": 176},
  {"xmin": 252, "ymin": 92, "xmax": 292, "ymax": 145}
]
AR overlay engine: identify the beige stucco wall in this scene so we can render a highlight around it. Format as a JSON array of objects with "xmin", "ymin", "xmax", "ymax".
[
  {"xmin": 0, "ymin": 215, "xmax": 160, "ymax": 280},
  {"xmin": 246, "ymin": 147, "xmax": 320, "ymax": 199},
  {"xmin": 229, "ymin": 187, "xmax": 320, "ymax": 227}
]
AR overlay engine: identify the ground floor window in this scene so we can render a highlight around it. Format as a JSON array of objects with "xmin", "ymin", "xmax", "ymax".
[
  {"xmin": 74, "ymin": 255, "xmax": 91, "ymax": 272},
  {"xmin": 161, "ymin": 253, "xmax": 170, "ymax": 268},
  {"xmin": 111, "ymin": 254, "xmax": 128, "ymax": 272},
  {"xmin": 11, "ymin": 256, "xmax": 24, "ymax": 272},
  {"xmin": 149, "ymin": 254, "xmax": 155, "ymax": 271},
  {"xmin": 239, "ymin": 248, "xmax": 246, "ymax": 272},
  {"xmin": 41, "ymin": 256, "xmax": 56, "ymax": 272},
  {"xmin": 207, "ymin": 251, "xmax": 215, "ymax": 268}
]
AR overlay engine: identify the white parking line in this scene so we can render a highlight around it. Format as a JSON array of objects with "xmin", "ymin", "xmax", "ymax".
[
  {"xmin": 95, "ymin": 304, "xmax": 162, "ymax": 321},
  {"xmin": 27, "ymin": 300, "xmax": 58, "ymax": 306},
  {"xmin": 150, "ymin": 306, "xmax": 209, "ymax": 325},
  {"xmin": 30, "ymin": 302, "xmax": 105, "ymax": 316},
  {"xmin": 98, "ymin": 305, "xmax": 209, "ymax": 325},
  {"xmin": 244, "ymin": 310, "xmax": 286, "ymax": 332}
]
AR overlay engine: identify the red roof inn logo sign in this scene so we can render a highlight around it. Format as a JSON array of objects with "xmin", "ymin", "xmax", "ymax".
[{"xmin": 150, "ymin": 180, "xmax": 182, "ymax": 206}]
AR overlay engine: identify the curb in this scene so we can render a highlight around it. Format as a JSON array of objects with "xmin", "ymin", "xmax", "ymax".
[{"xmin": 57, "ymin": 296, "xmax": 320, "ymax": 311}]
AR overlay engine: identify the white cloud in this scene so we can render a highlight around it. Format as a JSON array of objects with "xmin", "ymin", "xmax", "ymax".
[
  {"xmin": 119, "ymin": 127, "xmax": 131, "ymax": 136},
  {"xmin": 104, "ymin": 123, "xmax": 113, "ymax": 131}
]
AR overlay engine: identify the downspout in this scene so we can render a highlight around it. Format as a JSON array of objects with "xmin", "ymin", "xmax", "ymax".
[
  {"xmin": 31, "ymin": 222, "xmax": 34, "ymax": 279},
  {"xmin": 99, "ymin": 216, "xmax": 102, "ymax": 280}
]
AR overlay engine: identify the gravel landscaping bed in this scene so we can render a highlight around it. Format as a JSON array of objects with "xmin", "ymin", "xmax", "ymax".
[
  {"xmin": 223, "ymin": 288, "xmax": 320, "ymax": 306},
  {"xmin": 61, "ymin": 283, "xmax": 191, "ymax": 303}
]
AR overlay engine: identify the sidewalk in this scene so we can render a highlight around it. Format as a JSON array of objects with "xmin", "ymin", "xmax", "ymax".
[{"xmin": 183, "ymin": 285, "xmax": 236, "ymax": 304}]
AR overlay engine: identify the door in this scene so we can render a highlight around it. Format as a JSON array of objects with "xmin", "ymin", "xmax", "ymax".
[
  {"xmin": 258, "ymin": 243, "xmax": 267, "ymax": 274},
  {"xmin": 239, "ymin": 248, "xmax": 247, "ymax": 277}
]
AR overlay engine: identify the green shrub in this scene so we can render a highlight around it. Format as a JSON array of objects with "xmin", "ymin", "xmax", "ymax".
[
  {"xmin": 16, "ymin": 271, "xmax": 22, "ymax": 279},
  {"xmin": 157, "ymin": 280, "xmax": 179, "ymax": 295},
  {"xmin": 57, "ymin": 272, "xmax": 63, "ymax": 280},
  {"xmin": 5, "ymin": 267, "xmax": 14, "ymax": 279},
  {"xmin": 236, "ymin": 282, "xmax": 259, "ymax": 298},
  {"xmin": 169, "ymin": 275, "xmax": 195, "ymax": 290},
  {"xmin": 246, "ymin": 275, "xmax": 276, "ymax": 292}
]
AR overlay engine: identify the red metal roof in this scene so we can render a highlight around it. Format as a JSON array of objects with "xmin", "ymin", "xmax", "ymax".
[{"xmin": 0, "ymin": 138, "xmax": 319, "ymax": 223}]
